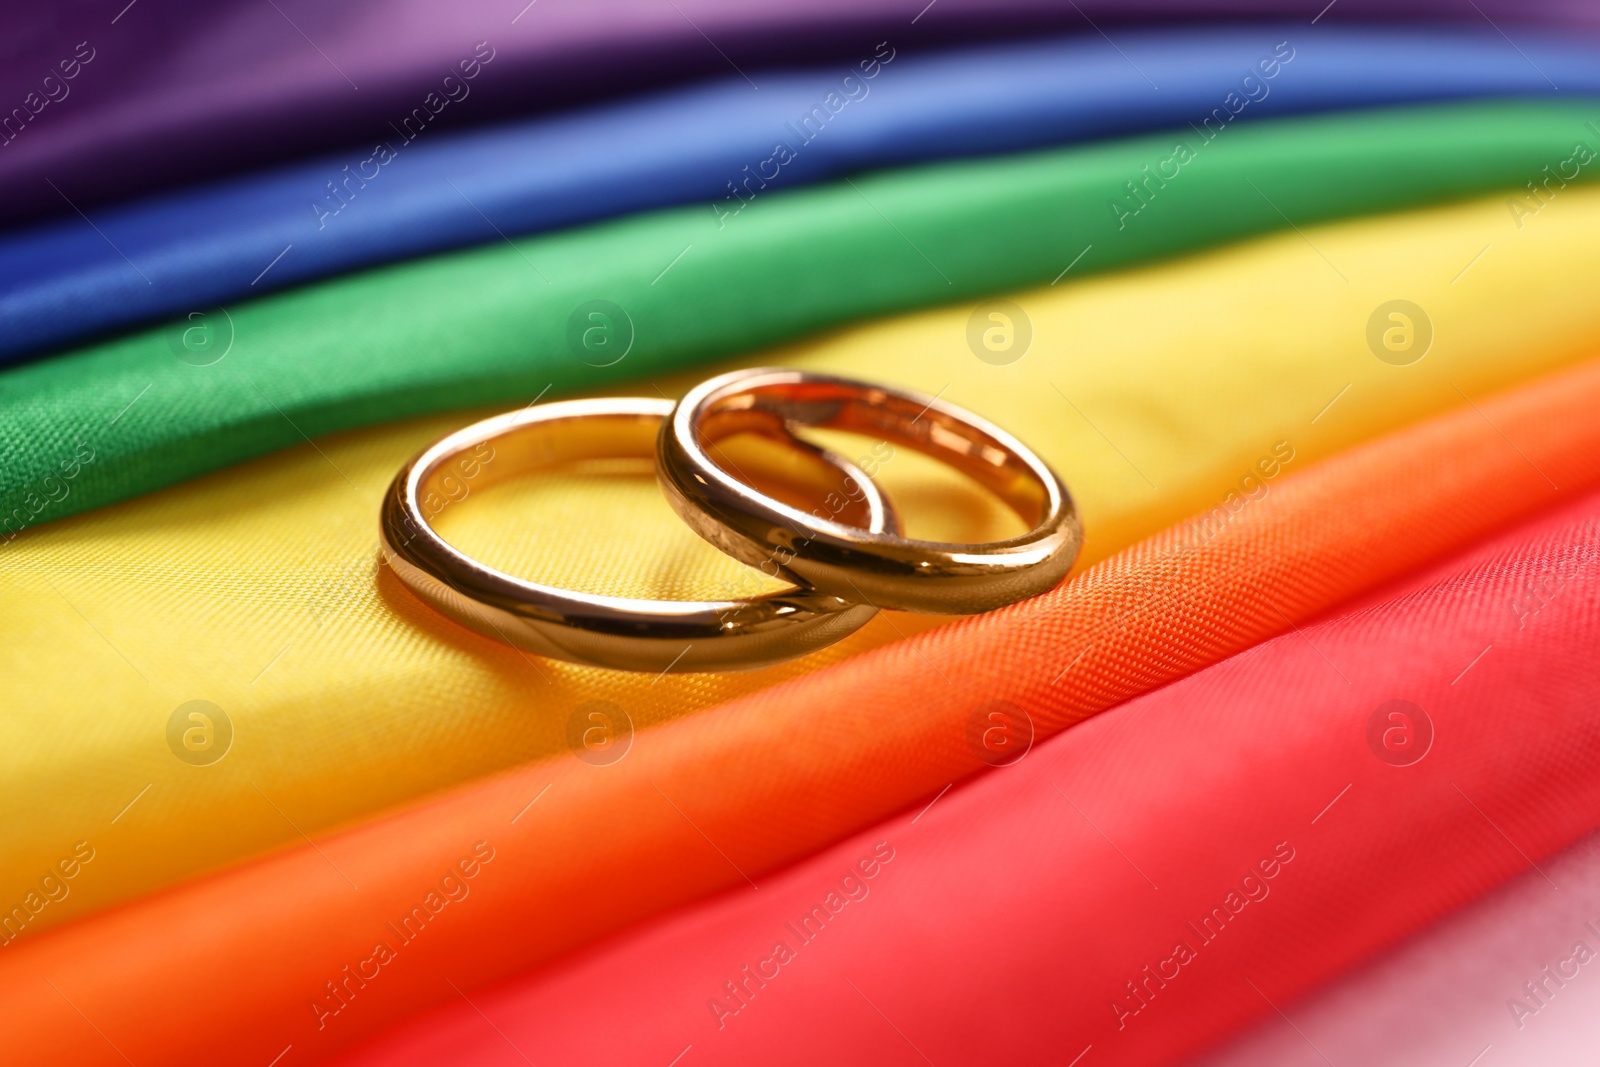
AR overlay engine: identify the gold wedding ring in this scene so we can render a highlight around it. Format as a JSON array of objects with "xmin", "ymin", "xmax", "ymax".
[
  {"xmin": 657, "ymin": 369, "xmax": 1080, "ymax": 614},
  {"xmin": 382, "ymin": 372, "xmax": 1079, "ymax": 672},
  {"xmin": 379, "ymin": 397, "xmax": 895, "ymax": 674}
]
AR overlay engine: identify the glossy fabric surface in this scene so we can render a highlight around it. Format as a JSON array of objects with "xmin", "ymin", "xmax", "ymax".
[
  {"xmin": 9, "ymin": 28, "xmax": 1600, "ymax": 362},
  {"xmin": 5, "ymin": 99, "xmax": 1600, "ymax": 533},
  {"xmin": 6, "ymin": 3, "xmax": 1595, "ymax": 228},
  {"xmin": 6, "ymin": 341, "xmax": 1600, "ymax": 1063},
  {"xmin": 328, "ymin": 489, "xmax": 1600, "ymax": 1067},
  {"xmin": 4, "ymin": 187, "xmax": 1598, "ymax": 943},
  {"xmin": 1197, "ymin": 826, "xmax": 1600, "ymax": 1065}
]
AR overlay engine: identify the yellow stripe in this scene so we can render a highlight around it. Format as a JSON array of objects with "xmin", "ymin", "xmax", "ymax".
[{"xmin": 3, "ymin": 184, "xmax": 1594, "ymax": 937}]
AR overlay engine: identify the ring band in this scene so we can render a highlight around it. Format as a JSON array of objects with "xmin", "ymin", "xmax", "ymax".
[
  {"xmin": 657, "ymin": 368, "xmax": 1081, "ymax": 614},
  {"xmin": 379, "ymin": 397, "xmax": 896, "ymax": 673}
]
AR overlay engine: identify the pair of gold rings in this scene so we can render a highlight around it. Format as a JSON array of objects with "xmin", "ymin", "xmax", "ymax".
[{"xmin": 379, "ymin": 368, "xmax": 1080, "ymax": 674}]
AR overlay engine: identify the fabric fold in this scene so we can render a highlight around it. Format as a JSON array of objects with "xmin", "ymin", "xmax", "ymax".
[
  {"xmin": 5, "ymin": 348, "xmax": 1600, "ymax": 1065},
  {"xmin": 4, "ymin": 99, "xmax": 1600, "ymax": 530},
  {"xmin": 5, "ymin": 187, "xmax": 1600, "ymax": 942},
  {"xmin": 328, "ymin": 487, "xmax": 1600, "ymax": 1067},
  {"xmin": 1195, "ymin": 829, "xmax": 1600, "ymax": 1065},
  {"xmin": 9, "ymin": 28, "xmax": 1600, "ymax": 363},
  {"xmin": 6, "ymin": 2, "xmax": 1595, "ymax": 230}
]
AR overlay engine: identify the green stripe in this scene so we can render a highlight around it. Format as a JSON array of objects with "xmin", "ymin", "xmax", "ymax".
[{"xmin": 2, "ymin": 98, "xmax": 1595, "ymax": 531}]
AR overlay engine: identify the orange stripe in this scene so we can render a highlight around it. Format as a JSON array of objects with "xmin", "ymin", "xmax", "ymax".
[{"xmin": 6, "ymin": 355, "xmax": 1597, "ymax": 1065}]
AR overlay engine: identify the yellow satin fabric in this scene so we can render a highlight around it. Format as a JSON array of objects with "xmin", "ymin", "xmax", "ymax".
[{"xmin": 5, "ymin": 186, "xmax": 1598, "ymax": 936}]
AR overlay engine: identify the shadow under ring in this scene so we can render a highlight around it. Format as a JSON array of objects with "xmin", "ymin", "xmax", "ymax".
[
  {"xmin": 658, "ymin": 368, "xmax": 1080, "ymax": 615},
  {"xmin": 380, "ymin": 396, "xmax": 897, "ymax": 674}
]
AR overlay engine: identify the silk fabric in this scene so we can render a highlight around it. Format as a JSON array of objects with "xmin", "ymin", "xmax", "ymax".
[
  {"xmin": 5, "ymin": 100, "xmax": 1598, "ymax": 531},
  {"xmin": 8, "ymin": 29, "xmax": 1600, "ymax": 362},
  {"xmin": 7, "ymin": 2, "xmax": 1594, "ymax": 227},
  {"xmin": 330, "ymin": 489, "xmax": 1600, "ymax": 1066},
  {"xmin": 5, "ymin": 185, "xmax": 1600, "ymax": 939},
  {"xmin": 1197, "ymin": 826, "xmax": 1600, "ymax": 1065},
  {"xmin": 6, "ymin": 341, "xmax": 1600, "ymax": 1063}
]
